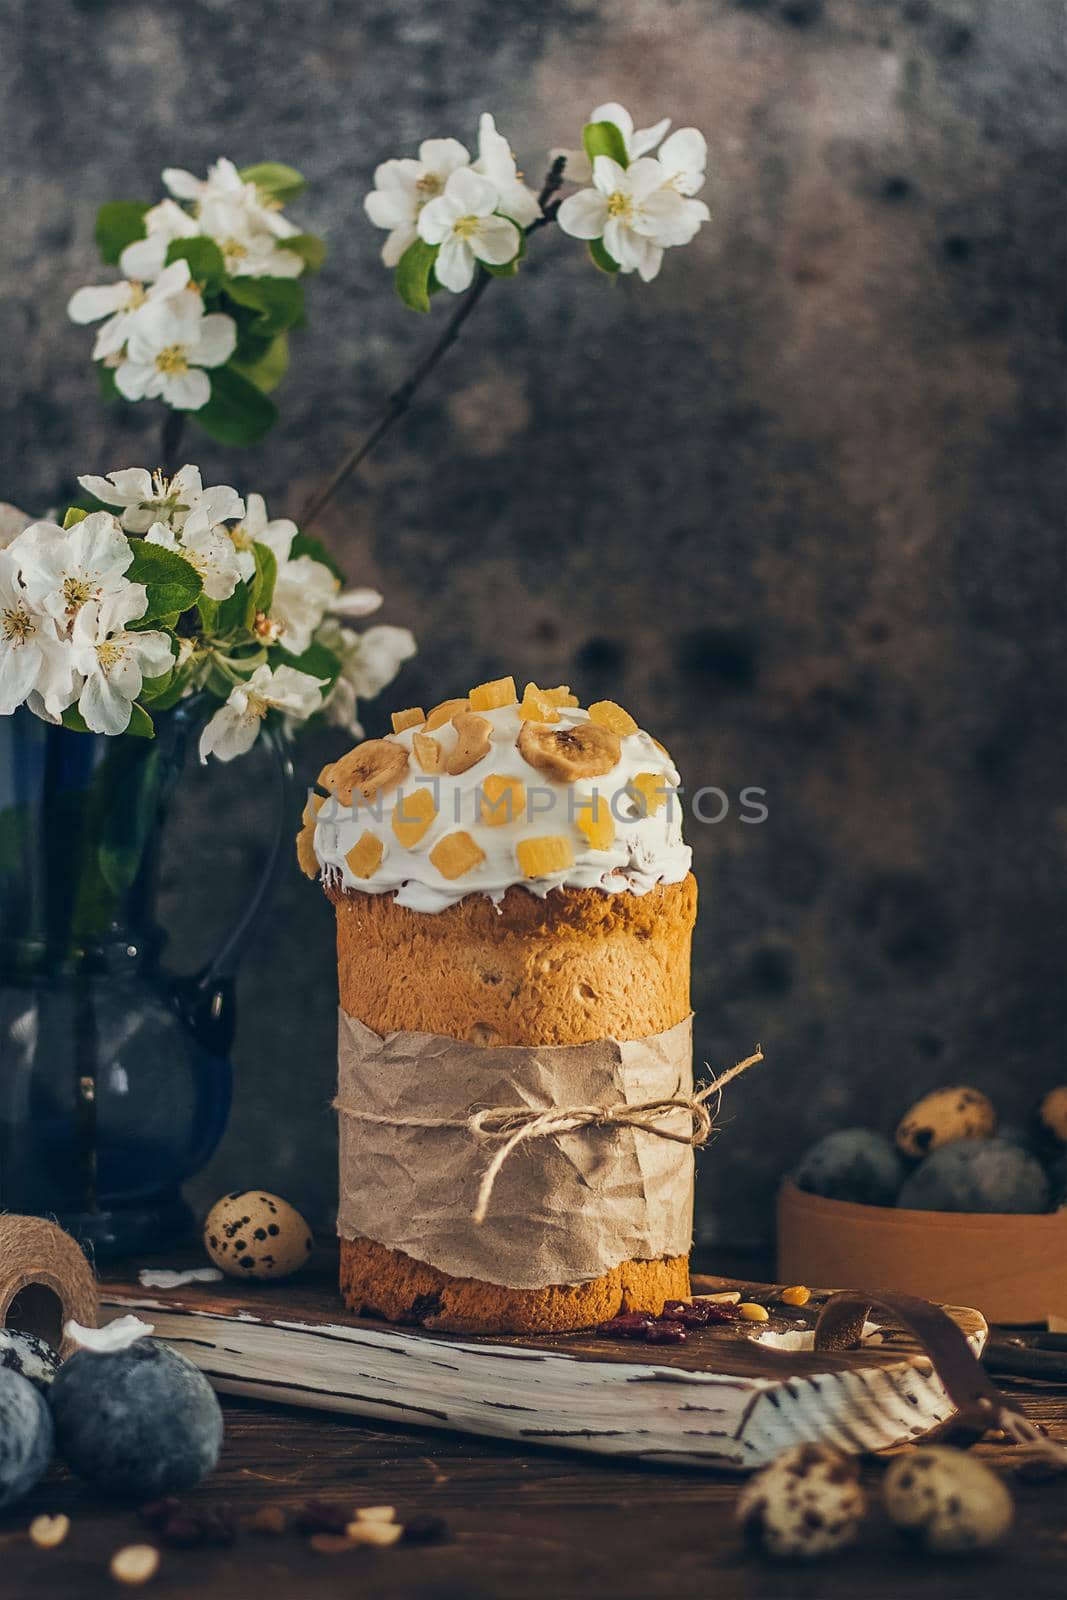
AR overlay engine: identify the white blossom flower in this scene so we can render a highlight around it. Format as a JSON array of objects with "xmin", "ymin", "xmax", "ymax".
[
  {"xmin": 198, "ymin": 662, "xmax": 325, "ymax": 763},
  {"xmin": 269, "ymin": 555, "xmax": 339, "ymax": 656},
  {"xmin": 78, "ymin": 465, "xmax": 243, "ymax": 535},
  {"xmin": 417, "ymin": 169, "xmax": 521, "ymax": 292},
  {"xmin": 119, "ymin": 199, "xmax": 199, "ymax": 283},
  {"xmin": 70, "ymin": 588, "xmax": 173, "ymax": 736},
  {"xmin": 0, "ymin": 503, "xmax": 32, "ymax": 550},
  {"xmin": 146, "ymin": 518, "xmax": 243, "ymax": 603},
  {"xmin": 67, "ymin": 259, "xmax": 193, "ymax": 362},
  {"xmin": 11, "ymin": 512, "xmax": 138, "ymax": 628},
  {"xmin": 364, "ymin": 138, "xmax": 471, "ymax": 267},
  {"xmin": 326, "ymin": 587, "xmax": 383, "ymax": 619},
  {"xmin": 557, "ymin": 155, "xmax": 708, "ymax": 281},
  {"xmin": 316, "ymin": 619, "xmax": 416, "ymax": 734},
  {"xmin": 655, "ymin": 127, "xmax": 708, "ymax": 196},
  {"xmin": 160, "ymin": 157, "xmax": 304, "ymax": 278},
  {"xmin": 551, "ymin": 101, "xmax": 672, "ymax": 183},
  {"xmin": 0, "ymin": 549, "xmax": 74, "ymax": 718},
  {"xmin": 475, "ymin": 114, "xmax": 540, "ymax": 227},
  {"xmin": 227, "ymin": 491, "xmax": 298, "ymax": 582},
  {"xmin": 114, "ymin": 294, "xmax": 237, "ymax": 411}
]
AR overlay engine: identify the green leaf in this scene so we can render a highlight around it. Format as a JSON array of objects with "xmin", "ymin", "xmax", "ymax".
[
  {"xmin": 239, "ymin": 162, "xmax": 306, "ymax": 203},
  {"xmin": 63, "ymin": 507, "xmax": 90, "ymax": 529},
  {"xmin": 251, "ymin": 540, "xmax": 278, "ymax": 617},
  {"xmin": 166, "ymin": 236, "xmax": 226, "ymax": 291},
  {"xmin": 276, "ymin": 637, "xmax": 342, "ymax": 690},
  {"xmin": 289, "ymin": 529, "xmax": 344, "ymax": 581},
  {"xmin": 197, "ymin": 594, "xmax": 220, "ymax": 635},
  {"xmin": 95, "ymin": 201, "xmax": 149, "ymax": 265},
  {"xmin": 138, "ymin": 665, "xmax": 175, "ymax": 705},
  {"xmin": 583, "ymin": 120, "xmax": 629, "ymax": 170},
  {"xmin": 126, "ymin": 538, "xmax": 203, "ymax": 621},
  {"xmin": 60, "ymin": 702, "xmax": 154, "ymax": 738},
  {"xmin": 142, "ymin": 663, "xmax": 194, "ymax": 711},
  {"xmin": 222, "ymin": 278, "xmax": 305, "ymax": 337},
  {"xmin": 395, "ymin": 238, "xmax": 438, "ymax": 313},
  {"xmin": 279, "ymin": 233, "xmax": 326, "ymax": 273},
  {"xmin": 230, "ymin": 331, "xmax": 289, "ymax": 393},
  {"xmin": 193, "ymin": 365, "xmax": 277, "ymax": 446},
  {"xmin": 99, "ymin": 742, "xmax": 163, "ymax": 892},
  {"xmin": 589, "ymin": 237, "xmax": 621, "ymax": 275},
  {"xmin": 129, "ymin": 609, "xmax": 180, "ymax": 633}
]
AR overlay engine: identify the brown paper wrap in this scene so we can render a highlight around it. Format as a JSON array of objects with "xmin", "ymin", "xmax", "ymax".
[
  {"xmin": 0, "ymin": 1214, "xmax": 98, "ymax": 1357},
  {"xmin": 336, "ymin": 1011, "xmax": 695, "ymax": 1291}
]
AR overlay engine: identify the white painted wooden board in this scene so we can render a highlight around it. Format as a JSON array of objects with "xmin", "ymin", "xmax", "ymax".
[{"xmin": 99, "ymin": 1269, "xmax": 987, "ymax": 1472}]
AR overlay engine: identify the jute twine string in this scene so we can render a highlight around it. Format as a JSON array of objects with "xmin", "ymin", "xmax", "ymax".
[{"xmin": 335, "ymin": 1046, "xmax": 763, "ymax": 1225}]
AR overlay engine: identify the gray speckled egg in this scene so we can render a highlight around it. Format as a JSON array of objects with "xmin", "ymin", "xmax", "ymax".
[
  {"xmin": 0, "ymin": 1329, "xmax": 60, "ymax": 1392},
  {"xmin": 792, "ymin": 1128, "xmax": 904, "ymax": 1206},
  {"xmin": 737, "ymin": 1442, "xmax": 865, "ymax": 1559},
  {"xmin": 203, "ymin": 1190, "xmax": 313, "ymax": 1280},
  {"xmin": 0, "ymin": 1369, "xmax": 53, "ymax": 1509},
  {"xmin": 897, "ymin": 1138, "xmax": 1050, "ymax": 1213},
  {"xmin": 895, "ymin": 1086, "xmax": 996, "ymax": 1158},
  {"xmin": 883, "ymin": 1447, "xmax": 1013, "ymax": 1554}
]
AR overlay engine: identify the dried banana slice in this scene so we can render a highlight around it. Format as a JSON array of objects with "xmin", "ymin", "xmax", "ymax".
[
  {"xmin": 516, "ymin": 721, "xmax": 621, "ymax": 782},
  {"xmin": 328, "ymin": 739, "xmax": 409, "ymax": 805}
]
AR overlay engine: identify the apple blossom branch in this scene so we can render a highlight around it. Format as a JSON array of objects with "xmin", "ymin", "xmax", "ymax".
[{"xmin": 298, "ymin": 157, "xmax": 567, "ymax": 533}]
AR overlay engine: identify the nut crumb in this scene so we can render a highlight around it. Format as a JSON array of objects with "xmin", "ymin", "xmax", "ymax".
[
  {"xmin": 353, "ymin": 1505, "xmax": 397, "ymax": 1523},
  {"xmin": 29, "ymin": 1514, "xmax": 70, "ymax": 1549},
  {"xmin": 347, "ymin": 1520, "xmax": 402, "ymax": 1547},
  {"xmin": 780, "ymin": 1285, "xmax": 812, "ymax": 1307},
  {"xmin": 249, "ymin": 1506, "xmax": 288, "ymax": 1534},
  {"xmin": 110, "ymin": 1545, "xmax": 160, "ymax": 1585},
  {"xmin": 738, "ymin": 1302, "xmax": 770, "ymax": 1323}
]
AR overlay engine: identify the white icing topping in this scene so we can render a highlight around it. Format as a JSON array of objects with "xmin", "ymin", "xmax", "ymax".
[{"xmin": 312, "ymin": 701, "xmax": 692, "ymax": 913}]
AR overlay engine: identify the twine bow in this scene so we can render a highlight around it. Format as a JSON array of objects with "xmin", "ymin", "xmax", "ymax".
[{"xmin": 335, "ymin": 1047, "xmax": 762, "ymax": 1225}]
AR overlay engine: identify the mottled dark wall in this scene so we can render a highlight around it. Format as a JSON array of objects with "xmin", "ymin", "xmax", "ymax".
[{"xmin": 2, "ymin": 0, "xmax": 1064, "ymax": 1247}]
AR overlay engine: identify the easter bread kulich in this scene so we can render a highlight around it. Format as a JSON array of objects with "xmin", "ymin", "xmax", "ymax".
[{"xmin": 303, "ymin": 677, "xmax": 697, "ymax": 1333}]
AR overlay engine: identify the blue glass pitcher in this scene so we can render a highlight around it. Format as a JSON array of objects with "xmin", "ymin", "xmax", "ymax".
[{"xmin": 0, "ymin": 700, "xmax": 292, "ymax": 1259}]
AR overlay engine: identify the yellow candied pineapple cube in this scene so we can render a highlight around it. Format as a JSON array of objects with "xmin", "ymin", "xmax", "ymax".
[
  {"xmin": 425, "ymin": 697, "xmax": 469, "ymax": 731},
  {"xmin": 391, "ymin": 707, "xmax": 425, "ymax": 734},
  {"xmin": 542, "ymin": 685, "xmax": 579, "ymax": 707},
  {"xmin": 469, "ymin": 676, "xmax": 517, "ymax": 712},
  {"xmin": 345, "ymin": 831, "xmax": 384, "ymax": 879},
  {"xmin": 480, "ymin": 774, "xmax": 526, "ymax": 826},
  {"xmin": 295, "ymin": 822, "xmax": 318, "ymax": 879},
  {"xmin": 518, "ymin": 683, "xmax": 560, "ymax": 724},
  {"xmin": 429, "ymin": 830, "xmax": 486, "ymax": 880},
  {"xmin": 628, "ymin": 772, "xmax": 669, "ymax": 817},
  {"xmin": 588, "ymin": 700, "xmax": 639, "ymax": 737},
  {"xmin": 391, "ymin": 786, "xmax": 437, "ymax": 848},
  {"xmin": 516, "ymin": 835, "xmax": 575, "ymax": 878},
  {"xmin": 412, "ymin": 731, "xmax": 444, "ymax": 772},
  {"xmin": 302, "ymin": 792, "xmax": 326, "ymax": 827},
  {"xmin": 575, "ymin": 793, "xmax": 615, "ymax": 851}
]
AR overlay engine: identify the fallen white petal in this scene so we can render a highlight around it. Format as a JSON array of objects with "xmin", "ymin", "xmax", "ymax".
[
  {"xmin": 138, "ymin": 1267, "xmax": 224, "ymax": 1289},
  {"xmin": 67, "ymin": 1315, "xmax": 154, "ymax": 1351}
]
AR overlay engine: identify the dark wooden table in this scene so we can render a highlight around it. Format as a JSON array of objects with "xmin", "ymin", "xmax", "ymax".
[{"xmin": 3, "ymin": 1262, "xmax": 1066, "ymax": 1600}]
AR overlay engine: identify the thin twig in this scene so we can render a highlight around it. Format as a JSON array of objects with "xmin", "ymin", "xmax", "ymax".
[
  {"xmin": 299, "ymin": 156, "xmax": 567, "ymax": 531},
  {"xmin": 160, "ymin": 409, "xmax": 186, "ymax": 473}
]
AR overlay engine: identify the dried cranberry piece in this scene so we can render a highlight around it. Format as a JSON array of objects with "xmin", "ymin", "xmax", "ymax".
[
  {"xmin": 296, "ymin": 1499, "xmax": 351, "ymax": 1535},
  {"xmin": 644, "ymin": 1320, "xmax": 687, "ymax": 1344},
  {"xmin": 402, "ymin": 1513, "xmax": 450, "ymax": 1544},
  {"xmin": 597, "ymin": 1312, "xmax": 656, "ymax": 1339}
]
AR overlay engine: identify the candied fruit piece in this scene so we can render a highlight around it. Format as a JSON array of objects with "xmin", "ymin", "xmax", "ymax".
[
  {"xmin": 588, "ymin": 700, "xmax": 639, "ymax": 737},
  {"xmin": 542, "ymin": 685, "xmax": 579, "ymax": 707},
  {"xmin": 391, "ymin": 786, "xmax": 437, "ymax": 848},
  {"xmin": 469, "ymin": 676, "xmax": 517, "ymax": 712},
  {"xmin": 517, "ymin": 721, "xmax": 621, "ymax": 782},
  {"xmin": 425, "ymin": 697, "xmax": 470, "ymax": 731},
  {"xmin": 345, "ymin": 831, "xmax": 385, "ymax": 879},
  {"xmin": 429, "ymin": 830, "xmax": 486, "ymax": 880},
  {"xmin": 575, "ymin": 793, "xmax": 615, "ymax": 851},
  {"xmin": 480, "ymin": 774, "xmax": 526, "ymax": 826},
  {"xmin": 302, "ymin": 792, "xmax": 326, "ymax": 827},
  {"xmin": 628, "ymin": 771, "xmax": 668, "ymax": 817},
  {"xmin": 295, "ymin": 822, "xmax": 318, "ymax": 879},
  {"xmin": 412, "ymin": 731, "xmax": 444, "ymax": 773},
  {"xmin": 516, "ymin": 835, "xmax": 575, "ymax": 878},
  {"xmin": 330, "ymin": 739, "xmax": 409, "ymax": 805},
  {"xmin": 391, "ymin": 707, "xmax": 425, "ymax": 734},
  {"xmin": 518, "ymin": 684, "xmax": 560, "ymax": 724},
  {"xmin": 446, "ymin": 712, "xmax": 493, "ymax": 775}
]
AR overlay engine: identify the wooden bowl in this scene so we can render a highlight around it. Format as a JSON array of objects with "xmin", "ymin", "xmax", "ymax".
[{"xmin": 777, "ymin": 1179, "xmax": 1067, "ymax": 1325}]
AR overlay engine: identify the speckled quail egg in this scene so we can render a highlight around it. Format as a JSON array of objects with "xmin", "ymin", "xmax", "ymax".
[
  {"xmin": 883, "ymin": 1446, "xmax": 1013, "ymax": 1554},
  {"xmin": 792, "ymin": 1128, "xmax": 904, "ymax": 1206},
  {"xmin": 0, "ymin": 1328, "xmax": 60, "ymax": 1392},
  {"xmin": 897, "ymin": 1137, "xmax": 1050, "ymax": 1213},
  {"xmin": 203, "ymin": 1190, "xmax": 313, "ymax": 1280},
  {"xmin": 736, "ymin": 1442, "xmax": 865, "ymax": 1559},
  {"xmin": 895, "ymin": 1086, "xmax": 996, "ymax": 1159},
  {"xmin": 0, "ymin": 1369, "xmax": 53, "ymax": 1509}
]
